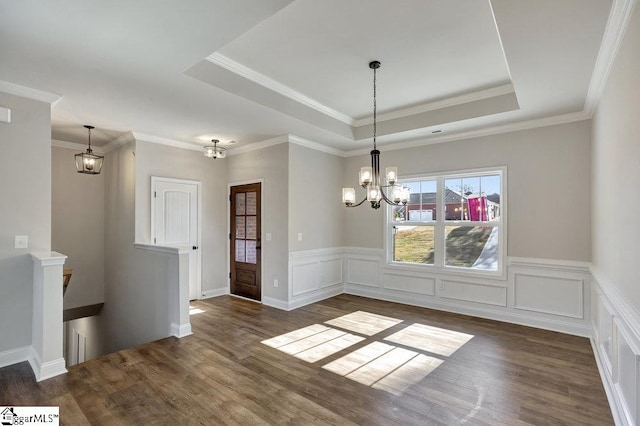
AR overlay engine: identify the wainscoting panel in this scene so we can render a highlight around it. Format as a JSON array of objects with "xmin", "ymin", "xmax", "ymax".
[
  {"xmin": 591, "ymin": 268, "xmax": 640, "ymax": 426},
  {"xmin": 320, "ymin": 258, "xmax": 343, "ymax": 289},
  {"xmin": 440, "ymin": 279, "xmax": 507, "ymax": 306},
  {"xmin": 513, "ymin": 274, "xmax": 583, "ymax": 318},
  {"xmin": 346, "ymin": 259, "xmax": 381, "ymax": 288},
  {"xmin": 382, "ymin": 270, "xmax": 435, "ymax": 296},
  {"xmin": 289, "ymin": 248, "xmax": 345, "ymax": 310},
  {"xmin": 291, "ymin": 260, "xmax": 320, "ymax": 297}
]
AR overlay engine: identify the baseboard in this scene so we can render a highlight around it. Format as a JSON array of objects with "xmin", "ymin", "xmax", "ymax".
[
  {"xmin": 344, "ymin": 285, "xmax": 591, "ymax": 337},
  {"xmin": 27, "ymin": 347, "xmax": 67, "ymax": 382},
  {"xmin": 289, "ymin": 285, "xmax": 343, "ymax": 311},
  {"xmin": 170, "ymin": 322, "xmax": 193, "ymax": 338},
  {"xmin": 0, "ymin": 345, "xmax": 31, "ymax": 369},
  {"xmin": 201, "ymin": 287, "xmax": 229, "ymax": 299},
  {"xmin": 262, "ymin": 296, "xmax": 290, "ymax": 311}
]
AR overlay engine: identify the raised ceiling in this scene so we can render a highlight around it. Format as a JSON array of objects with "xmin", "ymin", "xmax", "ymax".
[{"xmin": 0, "ymin": 0, "xmax": 613, "ymax": 151}]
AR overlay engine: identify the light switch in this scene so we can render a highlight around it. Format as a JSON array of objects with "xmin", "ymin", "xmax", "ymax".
[
  {"xmin": 15, "ymin": 235, "xmax": 28, "ymax": 249},
  {"xmin": 297, "ymin": 233, "xmax": 303, "ymax": 241},
  {"xmin": 266, "ymin": 233, "xmax": 272, "ymax": 241}
]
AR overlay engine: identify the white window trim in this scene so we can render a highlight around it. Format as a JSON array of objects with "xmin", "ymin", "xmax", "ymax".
[{"xmin": 384, "ymin": 166, "xmax": 508, "ymax": 280}]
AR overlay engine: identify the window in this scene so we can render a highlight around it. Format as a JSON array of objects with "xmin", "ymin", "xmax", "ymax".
[{"xmin": 388, "ymin": 168, "xmax": 505, "ymax": 275}]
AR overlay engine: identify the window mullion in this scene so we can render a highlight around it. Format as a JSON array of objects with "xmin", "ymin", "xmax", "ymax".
[{"xmin": 434, "ymin": 177, "xmax": 445, "ymax": 268}]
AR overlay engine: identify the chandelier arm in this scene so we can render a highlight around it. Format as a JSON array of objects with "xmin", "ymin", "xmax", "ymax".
[
  {"xmin": 346, "ymin": 195, "xmax": 369, "ymax": 208},
  {"xmin": 379, "ymin": 188, "xmax": 398, "ymax": 206}
]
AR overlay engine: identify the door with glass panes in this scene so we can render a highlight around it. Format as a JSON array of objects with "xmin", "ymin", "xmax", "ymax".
[{"xmin": 230, "ymin": 183, "xmax": 261, "ymax": 300}]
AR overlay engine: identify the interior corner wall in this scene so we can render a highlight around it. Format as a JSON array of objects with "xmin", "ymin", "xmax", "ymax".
[
  {"xmin": 288, "ymin": 143, "xmax": 344, "ymax": 251},
  {"xmin": 592, "ymin": 4, "xmax": 640, "ymax": 314},
  {"xmin": 0, "ymin": 92, "xmax": 51, "ymax": 354},
  {"xmin": 101, "ymin": 141, "xmax": 173, "ymax": 354},
  {"xmin": 226, "ymin": 142, "xmax": 289, "ymax": 303},
  {"xmin": 51, "ymin": 146, "xmax": 105, "ymax": 310},
  {"xmin": 134, "ymin": 140, "xmax": 228, "ymax": 294},
  {"xmin": 343, "ymin": 121, "xmax": 592, "ymax": 262}
]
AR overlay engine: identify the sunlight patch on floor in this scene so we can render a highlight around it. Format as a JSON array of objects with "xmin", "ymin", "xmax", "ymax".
[
  {"xmin": 384, "ymin": 323, "xmax": 474, "ymax": 356},
  {"xmin": 189, "ymin": 305, "xmax": 206, "ymax": 315},
  {"xmin": 262, "ymin": 313, "xmax": 474, "ymax": 396},
  {"xmin": 323, "ymin": 342, "xmax": 443, "ymax": 396},
  {"xmin": 325, "ymin": 311, "xmax": 403, "ymax": 336},
  {"xmin": 261, "ymin": 324, "xmax": 329, "ymax": 348},
  {"xmin": 262, "ymin": 325, "xmax": 364, "ymax": 363}
]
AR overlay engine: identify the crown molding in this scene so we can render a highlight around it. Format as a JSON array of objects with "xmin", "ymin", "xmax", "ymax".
[
  {"xmin": 353, "ymin": 83, "xmax": 515, "ymax": 127},
  {"xmin": 51, "ymin": 139, "xmax": 106, "ymax": 154},
  {"xmin": 131, "ymin": 132, "xmax": 202, "ymax": 152},
  {"xmin": 344, "ymin": 110, "xmax": 590, "ymax": 157},
  {"xmin": 101, "ymin": 132, "xmax": 136, "ymax": 153},
  {"xmin": 0, "ymin": 80, "xmax": 62, "ymax": 106},
  {"xmin": 288, "ymin": 135, "xmax": 345, "ymax": 157},
  {"xmin": 206, "ymin": 53, "xmax": 355, "ymax": 126},
  {"xmin": 226, "ymin": 134, "xmax": 290, "ymax": 156},
  {"xmin": 584, "ymin": 0, "xmax": 637, "ymax": 116}
]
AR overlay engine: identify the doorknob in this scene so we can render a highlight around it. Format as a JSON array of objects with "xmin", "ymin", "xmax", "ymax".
[{"xmin": 193, "ymin": 246, "xmax": 198, "ymax": 250}]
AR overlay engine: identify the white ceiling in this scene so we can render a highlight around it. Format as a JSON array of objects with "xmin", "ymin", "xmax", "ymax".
[{"xmin": 0, "ymin": 0, "xmax": 613, "ymax": 151}]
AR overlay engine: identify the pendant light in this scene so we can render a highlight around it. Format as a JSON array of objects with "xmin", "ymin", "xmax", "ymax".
[
  {"xmin": 75, "ymin": 125, "xmax": 104, "ymax": 174},
  {"xmin": 203, "ymin": 139, "xmax": 226, "ymax": 159},
  {"xmin": 342, "ymin": 61, "xmax": 410, "ymax": 209}
]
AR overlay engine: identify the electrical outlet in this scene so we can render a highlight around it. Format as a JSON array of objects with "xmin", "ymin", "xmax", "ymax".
[{"xmin": 273, "ymin": 279, "xmax": 279, "ymax": 288}]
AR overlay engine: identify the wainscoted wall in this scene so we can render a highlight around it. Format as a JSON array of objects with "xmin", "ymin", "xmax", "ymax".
[
  {"xmin": 343, "ymin": 247, "xmax": 592, "ymax": 337},
  {"xmin": 287, "ymin": 248, "xmax": 344, "ymax": 310},
  {"xmin": 287, "ymin": 247, "xmax": 591, "ymax": 336},
  {"xmin": 591, "ymin": 268, "xmax": 640, "ymax": 426}
]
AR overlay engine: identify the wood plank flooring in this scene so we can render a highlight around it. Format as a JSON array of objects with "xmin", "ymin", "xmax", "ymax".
[{"xmin": 0, "ymin": 295, "xmax": 613, "ymax": 425}]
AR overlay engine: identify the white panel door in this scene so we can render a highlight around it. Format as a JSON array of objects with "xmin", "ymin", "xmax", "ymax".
[{"xmin": 152, "ymin": 178, "xmax": 201, "ymax": 300}]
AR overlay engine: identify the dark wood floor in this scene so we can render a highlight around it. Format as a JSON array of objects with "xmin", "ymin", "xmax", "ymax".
[{"xmin": 1, "ymin": 295, "xmax": 613, "ymax": 425}]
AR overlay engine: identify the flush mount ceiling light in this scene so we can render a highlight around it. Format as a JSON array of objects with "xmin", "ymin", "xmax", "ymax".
[
  {"xmin": 203, "ymin": 139, "xmax": 226, "ymax": 159},
  {"xmin": 342, "ymin": 61, "xmax": 409, "ymax": 209},
  {"xmin": 75, "ymin": 125, "xmax": 104, "ymax": 174}
]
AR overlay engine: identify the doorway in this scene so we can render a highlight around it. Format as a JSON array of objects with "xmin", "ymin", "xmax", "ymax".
[
  {"xmin": 230, "ymin": 183, "xmax": 261, "ymax": 301},
  {"xmin": 151, "ymin": 177, "xmax": 201, "ymax": 300}
]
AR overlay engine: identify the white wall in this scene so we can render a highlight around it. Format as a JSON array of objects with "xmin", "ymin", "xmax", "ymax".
[
  {"xmin": 101, "ymin": 142, "xmax": 175, "ymax": 354},
  {"xmin": 0, "ymin": 92, "xmax": 51, "ymax": 354},
  {"xmin": 344, "ymin": 121, "xmax": 592, "ymax": 262},
  {"xmin": 227, "ymin": 142, "xmax": 289, "ymax": 303},
  {"xmin": 134, "ymin": 140, "xmax": 228, "ymax": 294},
  {"xmin": 590, "ymin": 5, "xmax": 640, "ymax": 425},
  {"xmin": 592, "ymin": 5, "xmax": 640, "ymax": 315},
  {"xmin": 51, "ymin": 146, "xmax": 105, "ymax": 309},
  {"xmin": 288, "ymin": 143, "xmax": 344, "ymax": 251}
]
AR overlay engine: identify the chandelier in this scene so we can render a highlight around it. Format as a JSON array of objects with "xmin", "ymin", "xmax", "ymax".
[
  {"xmin": 204, "ymin": 139, "xmax": 226, "ymax": 159},
  {"xmin": 75, "ymin": 125, "xmax": 104, "ymax": 174},
  {"xmin": 342, "ymin": 61, "xmax": 409, "ymax": 209}
]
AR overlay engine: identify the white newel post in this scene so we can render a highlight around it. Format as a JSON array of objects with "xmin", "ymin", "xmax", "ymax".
[
  {"xmin": 169, "ymin": 247, "xmax": 192, "ymax": 338},
  {"xmin": 30, "ymin": 251, "xmax": 68, "ymax": 381}
]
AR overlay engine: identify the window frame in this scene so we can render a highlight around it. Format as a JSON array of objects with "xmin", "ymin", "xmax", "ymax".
[{"xmin": 384, "ymin": 166, "xmax": 507, "ymax": 280}]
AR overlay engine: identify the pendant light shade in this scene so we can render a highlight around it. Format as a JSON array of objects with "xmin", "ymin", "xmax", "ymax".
[{"xmin": 75, "ymin": 125, "xmax": 104, "ymax": 174}]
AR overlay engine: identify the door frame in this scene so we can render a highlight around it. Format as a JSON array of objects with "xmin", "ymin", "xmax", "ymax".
[
  {"xmin": 150, "ymin": 176, "xmax": 202, "ymax": 300},
  {"xmin": 228, "ymin": 178, "xmax": 264, "ymax": 303}
]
